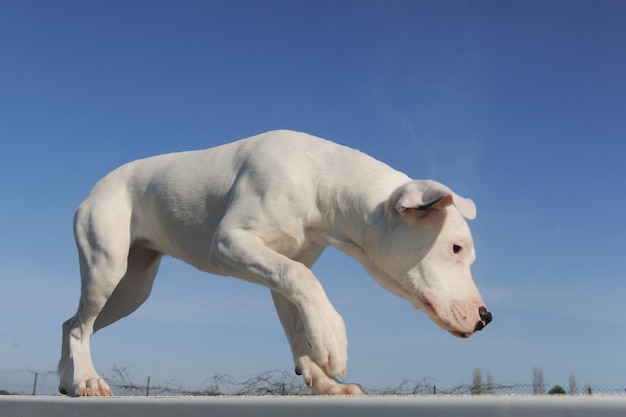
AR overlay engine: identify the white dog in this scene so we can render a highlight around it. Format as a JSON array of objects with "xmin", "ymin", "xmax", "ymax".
[{"xmin": 58, "ymin": 130, "xmax": 492, "ymax": 396}]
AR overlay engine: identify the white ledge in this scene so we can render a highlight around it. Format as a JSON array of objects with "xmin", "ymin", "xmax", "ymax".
[{"xmin": 1, "ymin": 395, "xmax": 625, "ymax": 417}]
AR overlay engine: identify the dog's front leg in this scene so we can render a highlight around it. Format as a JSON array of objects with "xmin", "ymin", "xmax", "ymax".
[
  {"xmin": 208, "ymin": 229, "xmax": 350, "ymax": 385},
  {"xmin": 271, "ymin": 290, "xmax": 365, "ymax": 395}
]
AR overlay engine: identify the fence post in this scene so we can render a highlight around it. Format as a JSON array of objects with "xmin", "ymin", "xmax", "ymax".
[
  {"xmin": 32, "ymin": 372, "xmax": 38, "ymax": 395},
  {"xmin": 146, "ymin": 376, "xmax": 150, "ymax": 396}
]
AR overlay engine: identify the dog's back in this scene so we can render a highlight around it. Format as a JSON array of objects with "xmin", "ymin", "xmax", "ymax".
[{"xmin": 77, "ymin": 130, "xmax": 400, "ymax": 269}]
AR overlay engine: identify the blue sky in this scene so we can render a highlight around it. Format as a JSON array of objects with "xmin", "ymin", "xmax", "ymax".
[{"xmin": 1, "ymin": 1, "xmax": 625, "ymax": 394}]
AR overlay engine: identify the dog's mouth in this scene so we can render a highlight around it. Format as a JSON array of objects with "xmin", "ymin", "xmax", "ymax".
[
  {"xmin": 418, "ymin": 298, "xmax": 467, "ymax": 336},
  {"xmin": 449, "ymin": 330, "xmax": 472, "ymax": 339},
  {"xmin": 418, "ymin": 297, "xmax": 492, "ymax": 338}
]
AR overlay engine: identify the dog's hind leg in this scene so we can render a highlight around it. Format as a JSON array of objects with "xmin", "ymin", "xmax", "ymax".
[
  {"xmin": 93, "ymin": 244, "xmax": 162, "ymax": 332},
  {"xmin": 58, "ymin": 199, "xmax": 138, "ymax": 397}
]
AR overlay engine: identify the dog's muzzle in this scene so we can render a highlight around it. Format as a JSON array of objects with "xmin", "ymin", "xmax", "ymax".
[{"xmin": 473, "ymin": 306, "xmax": 493, "ymax": 332}]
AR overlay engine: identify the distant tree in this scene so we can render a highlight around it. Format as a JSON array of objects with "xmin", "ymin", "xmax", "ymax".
[
  {"xmin": 471, "ymin": 368, "xmax": 483, "ymax": 395},
  {"xmin": 548, "ymin": 385, "xmax": 566, "ymax": 395},
  {"xmin": 568, "ymin": 374, "xmax": 578, "ymax": 395},
  {"xmin": 485, "ymin": 372, "xmax": 495, "ymax": 395},
  {"xmin": 532, "ymin": 367, "xmax": 545, "ymax": 395}
]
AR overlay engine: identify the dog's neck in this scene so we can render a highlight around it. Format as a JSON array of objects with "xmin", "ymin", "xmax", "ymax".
[{"xmin": 311, "ymin": 157, "xmax": 410, "ymax": 257}]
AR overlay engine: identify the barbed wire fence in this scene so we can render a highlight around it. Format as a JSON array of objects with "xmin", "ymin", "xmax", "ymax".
[
  {"xmin": 106, "ymin": 367, "xmax": 312, "ymax": 396},
  {"xmin": 1, "ymin": 367, "xmax": 624, "ymax": 396},
  {"xmin": 0, "ymin": 369, "xmax": 58, "ymax": 396}
]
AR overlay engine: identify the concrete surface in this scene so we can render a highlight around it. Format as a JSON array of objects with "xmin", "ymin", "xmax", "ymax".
[{"xmin": 1, "ymin": 395, "xmax": 625, "ymax": 417}]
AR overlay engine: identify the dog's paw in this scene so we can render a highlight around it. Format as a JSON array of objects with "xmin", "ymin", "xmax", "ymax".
[
  {"xmin": 63, "ymin": 377, "xmax": 113, "ymax": 397},
  {"xmin": 296, "ymin": 357, "xmax": 365, "ymax": 395},
  {"xmin": 322, "ymin": 382, "xmax": 366, "ymax": 395},
  {"xmin": 303, "ymin": 307, "xmax": 349, "ymax": 378},
  {"xmin": 313, "ymin": 378, "xmax": 366, "ymax": 395},
  {"xmin": 80, "ymin": 377, "xmax": 113, "ymax": 396}
]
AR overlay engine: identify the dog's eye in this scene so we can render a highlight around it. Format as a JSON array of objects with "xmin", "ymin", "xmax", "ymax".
[{"xmin": 452, "ymin": 244, "xmax": 462, "ymax": 254}]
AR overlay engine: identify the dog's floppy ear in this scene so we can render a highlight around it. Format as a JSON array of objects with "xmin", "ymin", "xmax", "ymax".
[{"xmin": 393, "ymin": 180, "xmax": 476, "ymax": 220}]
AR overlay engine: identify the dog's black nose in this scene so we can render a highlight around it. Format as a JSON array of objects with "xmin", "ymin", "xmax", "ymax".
[
  {"xmin": 479, "ymin": 306, "xmax": 493, "ymax": 324},
  {"xmin": 474, "ymin": 306, "xmax": 493, "ymax": 332}
]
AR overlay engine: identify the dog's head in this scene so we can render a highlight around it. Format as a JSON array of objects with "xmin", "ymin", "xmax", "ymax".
[{"xmin": 366, "ymin": 180, "xmax": 491, "ymax": 338}]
